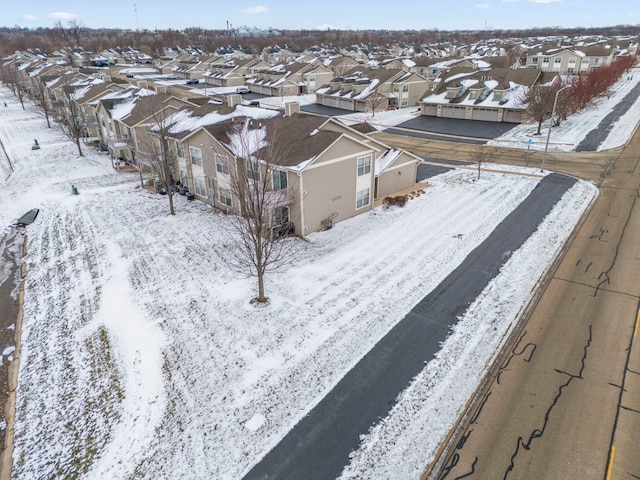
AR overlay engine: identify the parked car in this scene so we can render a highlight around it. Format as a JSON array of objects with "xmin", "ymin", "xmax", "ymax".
[
  {"xmin": 236, "ymin": 86, "xmax": 250, "ymax": 94},
  {"xmin": 186, "ymin": 79, "xmax": 199, "ymax": 85},
  {"xmin": 248, "ymin": 100, "xmax": 260, "ymax": 107},
  {"xmin": 165, "ymin": 74, "xmax": 181, "ymax": 80},
  {"xmin": 125, "ymin": 73, "xmax": 135, "ymax": 78}
]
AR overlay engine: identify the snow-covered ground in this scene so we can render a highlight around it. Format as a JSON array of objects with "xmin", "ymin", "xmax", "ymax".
[{"xmin": 0, "ymin": 84, "xmax": 600, "ymax": 479}]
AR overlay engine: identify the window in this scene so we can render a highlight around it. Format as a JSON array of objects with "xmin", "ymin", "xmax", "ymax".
[
  {"xmin": 176, "ymin": 142, "xmax": 184, "ymax": 158},
  {"xmin": 542, "ymin": 57, "xmax": 550, "ymax": 63},
  {"xmin": 357, "ymin": 155, "xmax": 371, "ymax": 176},
  {"xmin": 273, "ymin": 169, "xmax": 287, "ymax": 190},
  {"xmin": 568, "ymin": 57, "xmax": 577, "ymax": 64},
  {"xmin": 247, "ymin": 158, "xmax": 260, "ymax": 181},
  {"xmin": 594, "ymin": 57, "xmax": 601, "ymax": 66},
  {"xmin": 554, "ymin": 57, "xmax": 562, "ymax": 64},
  {"xmin": 402, "ymin": 84, "xmax": 409, "ymax": 92},
  {"xmin": 401, "ymin": 97, "xmax": 408, "ymax": 106},
  {"xmin": 274, "ymin": 206, "xmax": 289, "ymax": 225},
  {"xmin": 582, "ymin": 58, "xmax": 590, "ymax": 64},
  {"xmin": 531, "ymin": 57, "xmax": 538, "ymax": 65},
  {"xmin": 195, "ymin": 178, "xmax": 206, "ymax": 196},
  {"xmin": 219, "ymin": 188, "xmax": 232, "ymax": 207},
  {"xmin": 215, "ymin": 153, "xmax": 229, "ymax": 174},
  {"xmin": 190, "ymin": 147, "xmax": 202, "ymax": 166},
  {"xmin": 356, "ymin": 188, "xmax": 370, "ymax": 209}
]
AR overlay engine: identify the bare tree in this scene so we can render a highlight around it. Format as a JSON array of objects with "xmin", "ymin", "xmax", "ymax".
[
  {"xmin": 364, "ymin": 91, "xmax": 388, "ymax": 117},
  {"xmin": 28, "ymin": 77, "xmax": 53, "ymax": 128},
  {"xmin": 519, "ymin": 76, "xmax": 571, "ymax": 134},
  {"xmin": 222, "ymin": 118, "xmax": 296, "ymax": 304},
  {"xmin": 470, "ymin": 145, "xmax": 499, "ymax": 180},
  {"xmin": 58, "ymin": 85, "xmax": 85, "ymax": 156},
  {"xmin": 0, "ymin": 64, "xmax": 27, "ymax": 110},
  {"xmin": 136, "ymin": 96, "xmax": 179, "ymax": 215}
]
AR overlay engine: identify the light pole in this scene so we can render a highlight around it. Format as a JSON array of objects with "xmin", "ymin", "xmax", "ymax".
[{"xmin": 541, "ymin": 84, "xmax": 571, "ymax": 172}]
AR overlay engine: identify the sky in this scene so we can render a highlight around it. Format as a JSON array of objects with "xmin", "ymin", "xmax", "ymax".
[{"xmin": 4, "ymin": 0, "xmax": 639, "ymax": 32}]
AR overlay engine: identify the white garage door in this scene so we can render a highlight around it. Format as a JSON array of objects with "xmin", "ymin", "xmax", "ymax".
[
  {"xmin": 471, "ymin": 108, "xmax": 499, "ymax": 122},
  {"xmin": 505, "ymin": 110, "xmax": 523, "ymax": 123},
  {"xmin": 441, "ymin": 106, "xmax": 466, "ymax": 119},
  {"xmin": 422, "ymin": 104, "xmax": 437, "ymax": 116}
]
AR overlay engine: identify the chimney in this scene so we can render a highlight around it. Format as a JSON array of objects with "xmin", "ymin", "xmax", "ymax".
[
  {"xmin": 226, "ymin": 93, "xmax": 242, "ymax": 107},
  {"xmin": 155, "ymin": 85, "xmax": 167, "ymax": 94},
  {"xmin": 102, "ymin": 75, "xmax": 112, "ymax": 82},
  {"xmin": 284, "ymin": 101, "xmax": 300, "ymax": 117},
  {"xmin": 137, "ymin": 80, "xmax": 148, "ymax": 88}
]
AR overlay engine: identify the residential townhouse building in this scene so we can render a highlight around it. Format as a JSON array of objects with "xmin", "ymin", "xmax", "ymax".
[
  {"xmin": 420, "ymin": 67, "xmax": 544, "ymax": 123},
  {"xmin": 524, "ymin": 44, "xmax": 616, "ymax": 73},
  {"xmin": 315, "ymin": 67, "xmax": 430, "ymax": 112},
  {"xmin": 248, "ymin": 62, "xmax": 333, "ymax": 96},
  {"xmin": 205, "ymin": 58, "xmax": 271, "ymax": 88}
]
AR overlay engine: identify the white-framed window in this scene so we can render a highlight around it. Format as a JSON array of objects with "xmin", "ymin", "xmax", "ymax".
[
  {"xmin": 582, "ymin": 58, "xmax": 590, "ymax": 64},
  {"xmin": 356, "ymin": 188, "xmax": 370, "ymax": 209},
  {"xmin": 189, "ymin": 146, "xmax": 202, "ymax": 166},
  {"xmin": 357, "ymin": 155, "xmax": 371, "ymax": 176},
  {"xmin": 554, "ymin": 57, "xmax": 562, "ymax": 64},
  {"xmin": 219, "ymin": 188, "xmax": 232, "ymax": 207},
  {"xmin": 402, "ymin": 84, "xmax": 409, "ymax": 92},
  {"xmin": 176, "ymin": 142, "xmax": 184, "ymax": 158},
  {"xmin": 569, "ymin": 57, "xmax": 577, "ymax": 64},
  {"xmin": 594, "ymin": 57, "xmax": 601, "ymax": 66},
  {"xmin": 215, "ymin": 153, "xmax": 229, "ymax": 174},
  {"xmin": 195, "ymin": 178, "xmax": 206, "ymax": 196},
  {"xmin": 401, "ymin": 97, "xmax": 408, "ymax": 106},
  {"xmin": 273, "ymin": 169, "xmax": 287, "ymax": 190},
  {"xmin": 247, "ymin": 158, "xmax": 260, "ymax": 181},
  {"xmin": 542, "ymin": 57, "xmax": 550, "ymax": 63},
  {"xmin": 531, "ymin": 57, "xmax": 538, "ymax": 64}
]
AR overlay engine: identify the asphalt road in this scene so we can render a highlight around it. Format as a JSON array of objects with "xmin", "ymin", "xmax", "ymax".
[
  {"xmin": 576, "ymin": 79, "xmax": 640, "ymax": 152},
  {"xmin": 428, "ymin": 123, "xmax": 640, "ymax": 480},
  {"xmin": 243, "ymin": 174, "xmax": 576, "ymax": 480}
]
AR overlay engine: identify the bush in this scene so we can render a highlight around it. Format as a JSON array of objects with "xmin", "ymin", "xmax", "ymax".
[{"xmin": 383, "ymin": 195, "xmax": 408, "ymax": 208}]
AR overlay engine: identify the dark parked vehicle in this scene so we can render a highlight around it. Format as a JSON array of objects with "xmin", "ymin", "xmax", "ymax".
[
  {"xmin": 248, "ymin": 100, "xmax": 260, "ymax": 107},
  {"xmin": 186, "ymin": 79, "xmax": 199, "ymax": 84}
]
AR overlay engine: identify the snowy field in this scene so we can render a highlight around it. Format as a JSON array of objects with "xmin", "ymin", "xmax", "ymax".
[{"xmin": 0, "ymin": 85, "xmax": 599, "ymax": 479}]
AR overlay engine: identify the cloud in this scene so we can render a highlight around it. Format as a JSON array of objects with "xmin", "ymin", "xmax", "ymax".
[
  {"xmin": 476, "ymin": 3, "xmax": 490, "ymax": 7},
  {"xmin": 22, "ymin": 14, "xmax": 38, "ymax": 21},
  {"xmin": 242, "ymin": 6, "xmax": 269, "ymax": 14},
  {"xmin": 46, "ymin": 12, "xmax": 77, "ymax": 21}
]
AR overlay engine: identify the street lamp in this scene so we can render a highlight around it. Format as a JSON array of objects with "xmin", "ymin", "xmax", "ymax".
[{"xmin": 541, "ymin": 84, "xmax": 571, "ymax": 172}]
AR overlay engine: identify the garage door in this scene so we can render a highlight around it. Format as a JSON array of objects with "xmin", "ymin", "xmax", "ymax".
[
  {"xmin": 323, "ymin": 97, "xmax": 338, "ymax": 108},
  {"xmin": 504, "ymin": 110, "xmax": 523, "ymax": 123},
  {"xmin": 471, "ymin": 108, "xmax": 499, "ymax": 122},
  {"xmin": 422, "ymin": 104, "xmax": 437, "ymax": 116},
  {"xmin": 441, "ymin": 106, "xmax": 466, "ymax": 119}
]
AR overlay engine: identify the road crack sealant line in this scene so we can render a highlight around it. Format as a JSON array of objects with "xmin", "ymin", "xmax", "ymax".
[
  {"xmin": 0, "ymin": 235, "xmax": 27, "ymax": 480},
  {"xmin": 424, "ymin": 176, "xmax": 600, "ymax": 480},
  {"xmin": 501, "ymin": 326, "xmax": 592, "ymax": 480}
]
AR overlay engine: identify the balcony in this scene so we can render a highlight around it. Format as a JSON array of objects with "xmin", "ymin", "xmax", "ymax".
[{"xmin": 106, "ymin": 136, "xmax": 134, "ymax": 151}]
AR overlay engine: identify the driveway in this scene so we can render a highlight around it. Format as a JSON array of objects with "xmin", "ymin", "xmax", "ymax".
[{"xmin": 300, "ymin": 104, "xmax": 352, "ymax": 117}]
